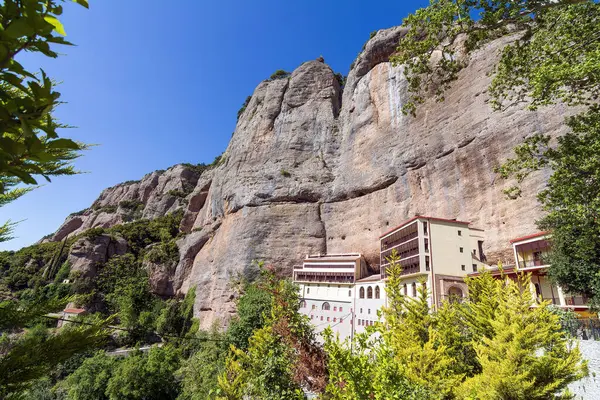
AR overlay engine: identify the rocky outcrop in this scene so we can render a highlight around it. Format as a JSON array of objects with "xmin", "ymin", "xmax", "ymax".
[
  {"xmin": 48, "ymin": 27, "xmax": 571, "ymax": 328},
  {"xmin": 51, "ymin": 164, "xmax": 202, "ymax": 241},
  {"xmin": 68, "ymin": 234, "xmax": 128, "ymax": 279}
]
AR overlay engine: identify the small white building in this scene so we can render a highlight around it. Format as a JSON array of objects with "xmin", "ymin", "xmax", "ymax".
[{"xmin": 295, "ymin": 253, "xmax": 367, "ymax": 341}]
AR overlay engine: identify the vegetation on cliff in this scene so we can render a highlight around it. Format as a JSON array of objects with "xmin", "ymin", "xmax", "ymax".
[{"xmin": 397, "ymin": 0, "xmax": 600, "ymax": 308}]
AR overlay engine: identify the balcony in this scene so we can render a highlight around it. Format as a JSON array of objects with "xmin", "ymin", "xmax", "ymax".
[
  {"xmin": 381, "ymin": 246, "xmax": 419, "ymax": 264},
  {"xmin": 380, "ymin": 257, "xmax": 420, "ymax": 279},
  {"xmin": 381, "ymin": 231, "xmax": 418, "ymax": 251},
  {"xmin": 294, "ymin": 271, "xmax": 355, "ymax": 284},
  {"xmin": 517, "ymin": 258, "xmax": 549, "ymax": 270}
]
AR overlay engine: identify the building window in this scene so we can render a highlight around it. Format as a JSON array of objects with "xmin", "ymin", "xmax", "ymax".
[
  {"xmin": 472, "ymin": 249, "xmax": 476, "ymax": 255},
  {"xmin": 327, "ymin": 317, "xmax": 330, "ymax": 322},
  {"xmin": 423, "ymin": 221, "xmax": 428, "ymax": 234},
  {"xmin": 333, "ymin": 306, "xmax": 337, "ymax": 312},
  {"xmin": 368, "ymin": 309, "xmax": 371, "ymax": 314},
  {"xmin": 425, "ymin": 256, "xmax": 430, "ymax": 271},
  {"xmin": 300, "ymin": 300, "xmax": 306, "ymax": 308},
  {"xmin": 333, "ymin": 318, "xmax": 337, "ymax": 322},
  {"xmin": 310, "ymin": 315, "xmax": 314, "ymax": 319},
  {"xmin": 375, "ymin": 286, "xmax": 380, "ymax": 299},
  {"xmin": 320, "ymin": 316, "xmax": 323, "ymax": 321},
  {"xmin": 422, "ymin": 282, "xmax": 427, "ymax": 291},
  {"xmin": 472, "ymin": 264, "xmax": 477, "ymax": 272},
  {"xmin": 348, "ymin": 290, "xmax": 352, "ymax": 297},
  {"xmin": 360, "ymin": 308, "xmax": 363, "ymax": 313},
  {"xmin": 322, "ymin": 302, "xmax": 331, "ymax": 311},
  {"xmin": 461, "ymin": 265, "xmax": 466, "ymax": 271},
  {"xmin": 460, "ymin": 247, "xmax": 463, "ymax": 253},
  {"xmin": 359, "ymin": 287, "xmax": 365, "ymax": 298},
  {"xmin": 306, "ymin": 287, "xmax": 310, "ymax": 294},
  {"xmin": 403, "ymin": 283, "xmax": 407, "ymax": 296},
  {"xmin": 312, "ymin": 304, "xmax": 316, "ymax": 310},
  {"xmin": 458, "ymin": 230, "xmax": 462, "ymax": 236},
  {"xmin": 367, "ymin": 286, "xmax": 373, "ymax": 299},
  {"xmin": 340, "ymin": 307, "xmax": 343, "ymax": 312},
  {"xmin": 412, "ymin": 283, "xmax": 417, "ymax": 297},
  {"xmin": 424, "ymin": 238, "xmax": 429, "ymax": 252}
]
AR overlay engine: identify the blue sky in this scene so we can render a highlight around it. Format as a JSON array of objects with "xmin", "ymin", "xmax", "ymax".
[{"xmin": 0, "ymin": 0, "xmax": 428, "ymax": 250}]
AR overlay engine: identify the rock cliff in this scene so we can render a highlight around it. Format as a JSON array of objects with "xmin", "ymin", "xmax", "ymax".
[{"xmin": 49, "ymin": 26, "xmax": 571, "ymax": 328}]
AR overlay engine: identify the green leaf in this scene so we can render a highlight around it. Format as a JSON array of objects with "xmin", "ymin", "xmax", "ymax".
[
  {"xmin": 44, "ymin": 16, "xmax": 67, "ymax": 36},
  {"xmin": 73, "ymin": 0, "xmax": 90, "ymax": 9},
  {"xmin": 47, "ymin": 138, "xmax": 81, "ymax": 150},
  {"xmin": 4, "ymin": 19, "xmax": 35, "ymax": 39}
]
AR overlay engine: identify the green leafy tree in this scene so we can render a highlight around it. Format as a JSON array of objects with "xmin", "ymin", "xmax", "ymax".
[
  {"xmin": 322, "ymin": 253, "xmax": 587, "ymax": 399},
  {"xmin": 225, "ymin": 282, "xmax": 272, "ymax": 350},
  {"xmin": 0, "ymin": 0, "xmax": 91, "ymax": 241},
  {"xmin": 64, "ymin": 351, "xmax": 116, "ymax": 400},
  {"xmin": 105, "ymin": 346, "xmax": 181, "ymax": 400},
  {"xmin": 392, "ymin": 0, "xmax": 600, "ymax": 116},
  {"xmin": 0, "ymin": 303, "xmax": 108, "ymax": 397},
  {"xmin": 217, "ymin": 265, "xmax": 326, "ymax": 399},
  {"xmin": 498, "ymin": 107, "xmax": 600, "ymax": 308}
]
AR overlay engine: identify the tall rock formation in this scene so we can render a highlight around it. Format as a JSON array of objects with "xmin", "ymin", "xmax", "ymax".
[{"xmin": 48, "ymin": 26, "xmax": 571, "ymax": 328}]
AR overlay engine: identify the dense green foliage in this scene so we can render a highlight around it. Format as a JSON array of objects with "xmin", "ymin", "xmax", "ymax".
[
  {"xmin": 236, "ymin": 95, "xmax": 252, "ymax": 121},
  {"xmin": 323, "ymin": 254, "xmax": 587, "ymax": 399},
  {"xmin": 392, "ymin": 0, "xmax": 600, "ymax": 115}
]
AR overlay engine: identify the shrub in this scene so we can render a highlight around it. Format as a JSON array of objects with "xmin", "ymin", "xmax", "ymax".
[
  {"xmin": 268, "ymin": 69, "xmax": 291, "ymax": 81},
  {"xmin": 280, "ymin": 169, "xmax": 291, "ymax": 178},
  {"xmin": 237, "ymin": 95, "xmax": 252, "ymax": 121}
]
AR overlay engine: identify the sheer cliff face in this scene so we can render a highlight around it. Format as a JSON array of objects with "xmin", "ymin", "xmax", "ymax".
[{"xmin": 52, "ymin": 26, "xmax": 571, "ymax": 328}]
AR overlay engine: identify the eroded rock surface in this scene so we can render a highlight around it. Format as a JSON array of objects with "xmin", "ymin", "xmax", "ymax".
[
  {"xmin": 49, "ymin": 28, "xmax": 570, "ymax": 328},
  {"xmin": 68, "ymin": 234, "xmax": 128, "ymax": 279}
]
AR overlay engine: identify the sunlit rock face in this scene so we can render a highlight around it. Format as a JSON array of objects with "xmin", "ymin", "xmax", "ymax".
[{"xmin": 50, "ymin": 26, "xmax": 571, "ymax": 328}]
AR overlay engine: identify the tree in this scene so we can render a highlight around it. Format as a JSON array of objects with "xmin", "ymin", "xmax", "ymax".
[
  {"xmin": 225, "ymin": 281, "xmax": 272, "ymax": 350},
  {"xmin": 217, "ymin": 265, "xmax": 326, "ymax": 399},
  {"xmin": 64, "ymin": 351, "xmax": 116, "ymax": 400},
  {"xmin": 0, "ymin": 0, "xmax": 90, "ymax": 241},
  {"xmin": 322, "ymin": 253, "xmax": 587, "ymax": 399},
  {"xmin": 392, "ymin": 0, "xmax": 600, "ymax": 116},
  {"xmin": 498, "ymin": 107, "xmax": 600, "ymax": 308},
  {"xmin": 0, "ymin": 301, "xmax": 108, "ymax": 397},
  {"xmin": 395, "ymin": 0, "xmax": 600, "ymax": 305},
  {"xmin": 105, "ymin": 346, "xmax": 181, "ymax": 400}
]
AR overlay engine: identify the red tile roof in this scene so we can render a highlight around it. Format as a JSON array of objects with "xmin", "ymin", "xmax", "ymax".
[
  {"xmin": 379, "ymin": 216, "xmax": 471, "ymax": 238},
  {"xmin": 510, "ymin": 231, "xmax": 550, "ymax": 244}
]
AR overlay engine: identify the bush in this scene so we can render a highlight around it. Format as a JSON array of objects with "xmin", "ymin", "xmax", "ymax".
[
  {"xmin": 268, "ymin": 69, "xmax": 291, "ymax": 81},
  {"xmin": 237, "ymin": 95, "xmax": 252, "ymax": 121},
  {"xmin": 280, "ymin": 169, "xmax": 291, "ymax": 178}
]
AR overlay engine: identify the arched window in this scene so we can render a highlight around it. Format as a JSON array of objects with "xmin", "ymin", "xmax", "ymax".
[
  {"xmin": 322, "ymin": 302, "xmax": 331, "ymax": 311},
  {"xmin": 367, "ymin": 286, "xmax": 373, "ymax": 299},
  {"xmin": 412, "ymin": 282, "xmax": 417, "ymax": 297},
  {"xmin": 359, "ymin": 287, "xmax": 365, "ymax": 299},
  {"xmin": 403, "ymin": 283, "xmax": 407, "ymax": 296},
  {"xmin": 375, "ymin": 286, "xmax": 380, "ymax": 299},
  {"xmin": 300, "ymin": 300, "xmax": 306, "ymax": 308}
]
